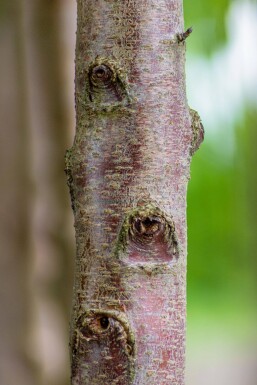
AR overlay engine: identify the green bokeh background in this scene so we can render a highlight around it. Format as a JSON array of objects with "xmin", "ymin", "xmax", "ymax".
[{"xmin": 184, "ymin": 0, "xmax": 257, "ymax": 381}]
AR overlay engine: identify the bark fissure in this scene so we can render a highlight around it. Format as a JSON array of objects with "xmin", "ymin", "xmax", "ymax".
[{"xmin": 67, "ymin": 1, "xmax": 204, "ymax": 384}]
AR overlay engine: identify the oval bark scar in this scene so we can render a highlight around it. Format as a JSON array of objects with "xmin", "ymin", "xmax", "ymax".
[
  {"xmin": 71, "ymin": 309, "xmax": 136, "ymax": 385},
  {"xmin": 116, "ymin": 204, "xmax": 179, "ymax": 263},
  {"xmin": 87, "ymin": 56, "xmax": 133, "ymax": 107}
]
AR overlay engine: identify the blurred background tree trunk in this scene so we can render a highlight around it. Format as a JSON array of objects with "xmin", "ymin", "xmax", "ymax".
[
  {"xmin": 0, "ymin": 1, "xmax": 75, "ymax": 384},
  {"xmin": 0, "ymin": 1, "xmax": 35, "ymax": 384}
]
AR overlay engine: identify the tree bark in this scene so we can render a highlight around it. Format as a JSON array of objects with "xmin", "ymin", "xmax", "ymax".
[{"xmin": 67, "ymin": 1, "xmax": 203, "ymax": 384}]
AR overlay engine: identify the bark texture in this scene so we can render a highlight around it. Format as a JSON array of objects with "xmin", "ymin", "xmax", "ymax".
[{"xmin": 67, "ymin": 1, "xmax": 203, "ymax": 384}]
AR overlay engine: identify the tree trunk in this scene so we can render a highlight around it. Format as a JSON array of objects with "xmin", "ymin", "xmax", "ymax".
[
  {"xmin": 67, "ymin": 1, "xmax": 203, "ymax": 384},
  {"xmin": 0, "ymin": 1, "xmax": 75, "ymax": 384},
  {"xmin": 22, "ymin": 1, "xmax": 75, "ymax": 384},
  {"xmin": 0, "ymin": 3, "xmax": 36, "ymax": 384}
]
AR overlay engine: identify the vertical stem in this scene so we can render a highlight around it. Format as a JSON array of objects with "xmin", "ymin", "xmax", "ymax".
[{"xmin": 68, "ymin": 1, "xmax": 203, "ymax": 384}]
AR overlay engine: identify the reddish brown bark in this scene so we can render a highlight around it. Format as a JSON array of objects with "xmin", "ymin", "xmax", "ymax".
[{"xmin": 67, "ymin": 1, "xmax": 203, "ymax": 384}]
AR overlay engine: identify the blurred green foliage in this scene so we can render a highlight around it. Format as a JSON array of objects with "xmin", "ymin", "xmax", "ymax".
[
  {"xmin": 236, "ymin": 107, "xmax": 257, "ymax": 293},
  {"xmin": 187, "ymin": 143, "xmax": 255, "ymax": 308},
  {"xmin": 184, "ymin": 0, "xmax": 257, "ymax": 332},
  {"xmin": 184, "ymin": 0, "xmax": 230, "ymax": 55}
]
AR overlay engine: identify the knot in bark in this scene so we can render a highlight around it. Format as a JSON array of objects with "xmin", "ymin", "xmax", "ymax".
[
  {"xmin": 89, "ymin": 64, "xmax": 114, "ymax": 88},
  {"xmin": 131, "ymin": 215, "xmax": 164, "ymax": 244}
]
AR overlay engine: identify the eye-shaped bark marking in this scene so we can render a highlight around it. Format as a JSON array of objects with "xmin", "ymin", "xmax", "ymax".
[
  {"xmin": 87, "ymin": 56, "xmax": 133, "ymax": 107},
  {"xmin": 130, "ymin": 215, "xmax": 165, "ymax": 244},
  {"xmin": 116, "ymin": 204, "xmax": 179, "ymax": 263},
  {"xmin": 71, "ymin": 310, "xmax": 136, "ymax": 385},
  {"xmin": 89, "ymin": 64, "xmax": 114, "ymax": 89}
]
